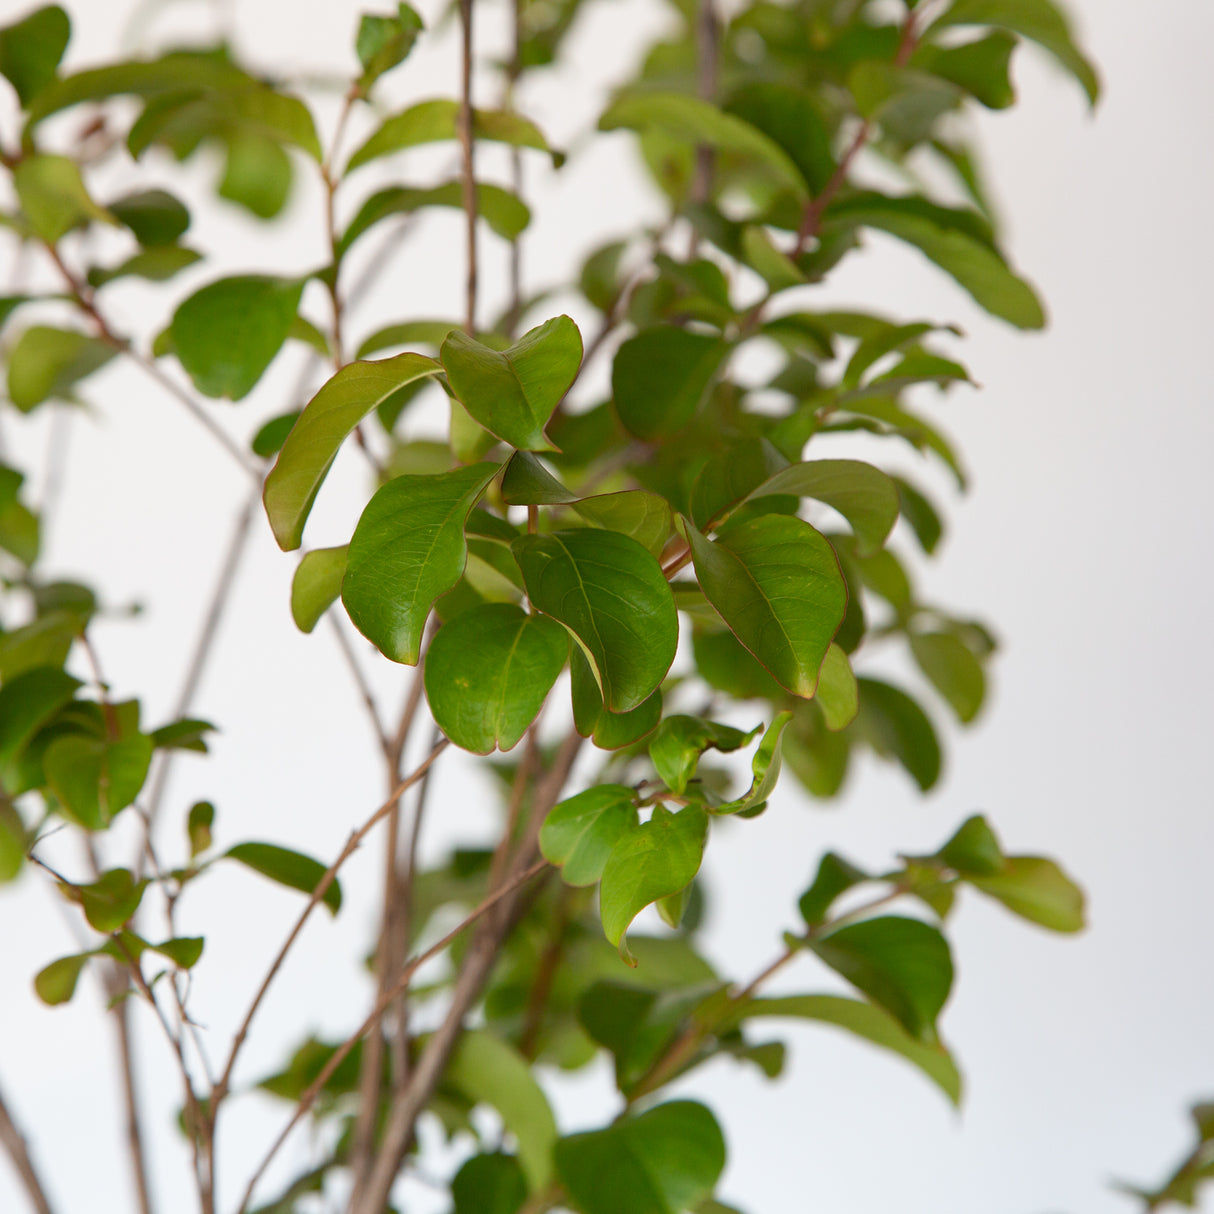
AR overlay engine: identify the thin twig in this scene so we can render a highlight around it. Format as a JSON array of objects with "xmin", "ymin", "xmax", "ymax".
[
  {"xmin": 457, "ymin": 0, "xmax": 478, "ymax": 334},
  {"xmin": 0, "ymin": 1081, "xmax": 55, "ymax": 1214},
  {"xmin": 326, "ymin": 615, "xmax": 389, "ymax": 753},
  {"xmin": 212, "ymin": 740, "xmax": 450, "ymax": 1108},
  {"xmin": 237, "ymin": 857, "xmax": 550, "ymax": 1214}
]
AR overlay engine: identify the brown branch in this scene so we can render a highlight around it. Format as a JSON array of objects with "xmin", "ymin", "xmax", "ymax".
[
  {"xmin": 212, "ymin": 739, "xmax": 450, "ymax": 1110},
  {"xmin": 792, "ymin": 8, "xmax": 921, "ymax": 259},
  {"xmin": 458, "ymin": 0, "xmax": 478, "ymax": 334},
  {"xmin": 237, "ymin": 857, "xmax": 551, "ymax": 1214},
  {"xmin": 0, "ymin": 1081, "xmax": 55, "ymax": 1214},
  {"xmin": 353, "ymin": 729, "xmax": 582, "ymax": 1214}
]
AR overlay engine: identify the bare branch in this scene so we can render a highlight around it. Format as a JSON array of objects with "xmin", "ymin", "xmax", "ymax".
[
  {"xmin": 238, "ymin": 857, "xmax": 550, "ymax": 1213},
  {"xmin": 458, "ymin": 0, "xmax": 478, "ymax": 333},
  {"xmin": 0, "ymin": 1081, "xmax": 55, "ymax": 1214}
]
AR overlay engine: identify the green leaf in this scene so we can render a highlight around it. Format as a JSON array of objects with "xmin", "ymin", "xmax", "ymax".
[
  {"xmin": 0, "ymin": 801, "xmax": 27, "ymax": 882},
  {"xmin": 219, "ymin": 133, "xmax": 291, "ymax": 219},
  {"xmin": 0, "ymin": 611, "xmax": 76, "ymax": 681},
  {"xmin": 798, "ymin": 852, "xmax": 870, "ymax": 926},
  {"xmin": 500, "ymin": 451, "xmax": 576, "ymax": 505},
  {"xmin": 0, "ymin": 5, "xmax": 70, "ymax": 107},
  {"xmin": 686, "ymin": 515, "xmax": 846, "ymax": 699},
  {"xmin": 540, "ymin": 784, "xmax": 638, "ymax": 886},
  {"xmin": 441, "ymin": 316, "xmax": 582, "ymax": 453},
  {"xmin": 814, "ymin": 644, "xmax": 858, "ymax": 731},
  {"xmin": 149, "ymin": 718, "xmax": 214, "ymax": 752},
  {"xmin": 0, "ymin": 667, "xmax": 81, "ymax": 784},
  {"xmin": 347, "ymin": 98, "xmax": 558, "ymax": 172},
  {"xmin": 446, "ymin": 1030, "xmax": 558, "ymax": 1191},
  {"xmin": 825, "ymin": 194, "xmax": 1044, "ymax": 329},
  {"xmin": 717, "ymin": 711, "xmax": 791, "ymax": 816},
  {"xmin": 910, "ymin": 631, "xmax": 985, "ymax": 723},
  {"xmin": 612, "ymin": 328, "xmax": 728, "ymax": 441},
  {"xmin": 71, "ymin": 868, "xmax": 148, "ymax": 932},
  {"xmin": 688, "ymin": 438, "xmax": 789, "ymax": 532},
  {"xmin": 87, "ymin": 244, "xmax": 201, "ymax": 289},
  {"xmin": 150, "ymin": 936, "xmax": 205, "ymax": 969},
  {"xmin": 936, "ymin": 814, "xmax": 1004, "ymax": 877},
  {"xmin": 355, "ymin": 318, "xmax": 457, "ymax": 358},
  {"xmin": 251, "ymin": 412, "xmax": 299, "ymax": 458},
  {"xmin": 264, "ymin": 353, "xmax": 442, "ymax": 550},
  {"xmin": 724, "ymin": 994, "xmax": 960, "ymax": 1104},
  {"xmin": 741, "ymin": 225, "xmax": 806, "ymax": 291},
  {"xmin": 452, "ymin": 1154, "xmax": 527, "ymax": 1214},
  {"xmin": 108, "ymin": 188, "xmax": 190, "ymax": 245},
  {"xmin": 914, "ymin": 33, "xmax": 1017, "ymax": 110},
  {"xmin": 44, "ymin": 733, "xmax": 153, "ymax": 831},
  {"xmin": 970, "ymin": 856, "xmax": 1085, "ymax": 932},
  {"xmin": 342, "ymin": 463, "xmax": 500, "ymax": 664},
  {"xmin": 725, "ymin": 82, "xmax": 834, "ymax": 194},
  {"xmin": 810, "ymin": 916, "xmax": 953, "ymax": 1042},
  {"xmin": 570, "ymin": 647, "xmax": 664, "ymax": 750},
  {"xmin": 601, "ymin": 92, "xmax": 809, "ymax": 201},
  {"xmin": 424, "ymin": 604, "xmax": 568, "ymax": 754},
  {"xmin": 649, "ymin": 716, "xmax": 759, "ymax": 796},
  {"xmin": 932, "ymin": 0, "xmax": 1100, "ymax": 105},
  {"xmin": 855, "ymin": 678, "xmax": 941, "ymax": 792},
  {"xmin": 14, "ymin": 154, "xmax": 113, "ymax": 242},
  {"xmin": 600, "ymin": 804, "xmax": 707, "ymax": 956},
  {"xmin": 290, "ymin": 546, "xmax": 348, "ymax": 633},
  {"xmin": 187, "ymin": 800, "xmax": 214, "ymax": 857},
  {"xmin": 7, "ymin": 325, "xmax": 116, "ymax": 412},
  {"xmin": 742, "ymin": 459, "xmax": 899, "ymax": 556},
  {"xmin": 554, "ymin": 1101, "xmax": 725, "ymax": 1214},
  {"xmin": 894, "ymin": 476, "xmax": 943, "ymax": 553},
  {"xmin": 339, "ymin": 182, "xmax": 530, "ymax": 257},
  {"xmin": 34, "ymin": 952, "xmax": 89, "ymax": 1005},
  {"xmin": 225, "ymin": 842, "xmax": 341, "ymax": 915},
  {"xmin": 573, "ymin": 491, "xmax": 675, "ymax": 560},
  {"xmin": 513, "ymin": 529, "xmax": 677, "ymax": 713},
  {"xmin": 355, "ymin": 3, "xmax": 423, "ymax": 91},
  {"xmin": 171, "ymin": 276, "xmax": 303, "ymax": 400}
]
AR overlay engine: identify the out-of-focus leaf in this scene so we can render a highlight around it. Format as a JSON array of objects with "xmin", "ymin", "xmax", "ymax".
[
  {"xmin": 7, "ymin": 326, "xmax": 115, "ymax": 412},
  {"xmin": 14, "ymin": 154, "xmax": 113, "ymax": 242},
  {"xmin": 108, "ymin": 188, "xmax": 190, "ymax": 245},
  {"xmin": 554, "ymin": 1101, "xmax": 725, "ymax": 1214},
  {"xmin": 34, "ymin": 952, "xmax": 89, "ymax": 1005},
  {"xmin": 970, "ymin": 856, "xmax": 1085, "ymax": 932},
  {"xmin": 910, "ymin": 631, "xmax": 985, "ymax": 722},
  {"xmin": 855, "ymin": 678, "xmax": 941, "ymax": 792},
  {"xmin": 355, "ymin": 3, "xmax": 423, "ymax": 91},
  {"xmin": 44, "ymin": 732, "xmax": 153, "ymax": 831},
  {"xmin": 70, "ymin": 868, "xmax": 147, "ymax": 932},
  {"xmin": 810, "ymin": 916, "xmax": 953, "ymax": 1042},
  {"xmin": 219, "ymin": 132, "xmax": 291, "ymax": 219},
  {"xmin": 225, "ymin": 841, "xmax": 341, "ymax": 915},
  {"xmin": 452, "ymin": 1153, "xmax": 527, "ymax": 1214},
  {"xmin": 446, "ymin": 1030, "xmax": 558, "ymax": 1191},
  {"xmin": 612, "ymin": 328, "xmax": 728, "ymax": 441},
  {"xmin": 87, "ymin": 244, "xmax": 201, "ymax": 289},
  {"xmin": 0, "ymin": 802, "xmax": 27, "ymax": 882},
  {"xmin": 170, "ymin": 276, "xmax": 303, "ymax": 400},
  {"xmin": 187, "ymin": 800, "xmax": 214, "ymax": 857},
  {"xmin": 0, "ymin": 5, "xmax": 70, "ymax": 107}
]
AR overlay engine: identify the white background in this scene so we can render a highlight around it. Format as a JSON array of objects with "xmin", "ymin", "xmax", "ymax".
[{"xmin": 0, "ymin": 0, "xmax": 1211, "ymax": 1212}]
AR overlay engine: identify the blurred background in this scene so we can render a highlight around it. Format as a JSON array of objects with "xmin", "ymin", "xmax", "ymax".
[{"xmin": 0, "ymin": 0, "xmax": 1211, "ymax": 1211}]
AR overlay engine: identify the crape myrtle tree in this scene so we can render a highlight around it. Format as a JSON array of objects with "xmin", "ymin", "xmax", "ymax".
[{"xmin": 0, "ymin": 1, "xmax": 1203, "ymax": 1213}]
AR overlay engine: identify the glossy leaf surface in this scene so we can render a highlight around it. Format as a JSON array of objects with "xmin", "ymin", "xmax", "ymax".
[
  {"xmin": 290, "ymin": 547, "xmax": 348, "ymax": 633},
  {"xmin": 342, "ymin": 464, "xmax": 499, "ymax": 664},
  {"xmin": 424, "ymin": 604, "xmax": 568, "ymax": 754},
  {"xmin": 513, "ymin": 529, "xmax": 677, "ymax": 712},
  {"xmin": 441, "ymin": 316, "xmax": 581, "ymax": 452},
  {"xmin": 687, "ymin": 516, "xmax": 846, "ymax": 698},
  {"xmin": 540, "ymin": 784, "xmax": 638, "ymax": 886},
  {"xmin": 265, "ymin": 353, "xmax": 442, "ymax": 549}
]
